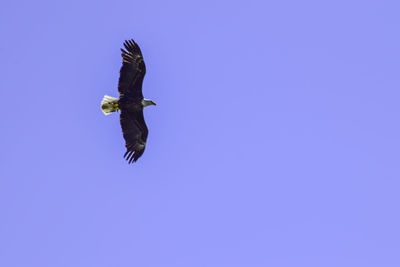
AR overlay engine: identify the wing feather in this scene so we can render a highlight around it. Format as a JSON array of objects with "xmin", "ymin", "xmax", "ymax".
[
  {"xmin": 118, "ymin": 39, "xmax": 146, "ymax": 101},
  {"xmin": 120, "ymin": 109, "xmax": 149, "ymax": 163}
]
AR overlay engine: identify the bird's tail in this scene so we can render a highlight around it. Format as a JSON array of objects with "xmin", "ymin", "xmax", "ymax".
[{"xmin": 101, "ymin": 95, "xmax": 119, "ymax": 115}]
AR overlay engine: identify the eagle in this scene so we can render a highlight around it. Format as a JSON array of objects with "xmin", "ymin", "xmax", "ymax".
[{"xmin": 100, "ymin": 39, "xmax": 156, "ymax": 163}]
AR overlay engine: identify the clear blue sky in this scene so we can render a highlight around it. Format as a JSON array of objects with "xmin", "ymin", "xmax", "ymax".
[{"xmin": 1, "ymin": 0, "xmax": 400, "ymax": 266}]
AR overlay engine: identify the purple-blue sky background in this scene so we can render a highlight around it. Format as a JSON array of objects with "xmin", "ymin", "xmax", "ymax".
[{"xmin": 1, "ymin": 0, "xmax": 400, "ymax": 266}]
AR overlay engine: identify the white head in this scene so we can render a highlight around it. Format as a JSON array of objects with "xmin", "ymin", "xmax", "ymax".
[{"xmin": 141, "ymin": 98, "xmax": 157, "ymax": 107}]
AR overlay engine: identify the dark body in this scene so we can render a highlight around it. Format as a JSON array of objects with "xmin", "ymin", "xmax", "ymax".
[{"xmin": 118, "ymin": 40, "xmax": 148, "ymax": 163}]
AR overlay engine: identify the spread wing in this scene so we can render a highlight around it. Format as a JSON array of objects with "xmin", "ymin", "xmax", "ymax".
[
  {"xmin": 118, "ymin": 39, "xmax": 146, "ymax": 101},
  {"xmin": 120, "ymin": 109, "xmax": 149, "ymax": 163}
]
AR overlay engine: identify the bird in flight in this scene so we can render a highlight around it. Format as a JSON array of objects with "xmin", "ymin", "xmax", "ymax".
[{"xmin": 101, "ymin": 39, "xmax": 156, "ymax": 163}]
